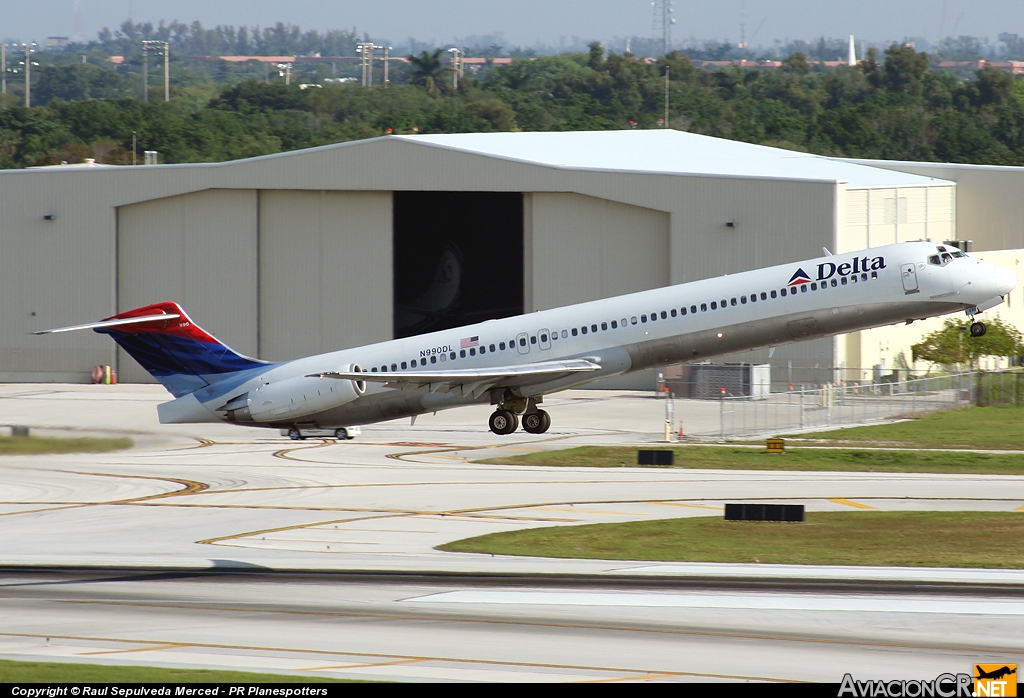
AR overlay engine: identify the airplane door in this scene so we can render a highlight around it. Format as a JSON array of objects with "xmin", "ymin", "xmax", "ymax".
[
  {"xmin": 901, "ymin": 264, "xmax": 920, "ymax": 294},
  {"xmin": 538, "ymin": 328, "xmax": 551, "ymax": 350},
  {"xmin": 516, "ymin": 332, "xmax": 530, "ymax": 355}
]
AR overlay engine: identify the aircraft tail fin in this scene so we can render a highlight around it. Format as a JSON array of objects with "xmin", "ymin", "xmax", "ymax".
[{"xmin": 36, "ymin": 302, "xmax": 270, "ymax": 397}]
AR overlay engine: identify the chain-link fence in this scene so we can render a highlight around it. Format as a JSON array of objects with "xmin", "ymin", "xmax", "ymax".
[{"xmin": 672, "ymin": 370, "xmax": 1023, "ymax": 439}]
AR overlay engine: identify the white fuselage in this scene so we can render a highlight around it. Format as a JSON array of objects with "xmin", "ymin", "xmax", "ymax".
[{"xmin": 159, "ymin": 241, "xmax": 1016, "ymax": 429}]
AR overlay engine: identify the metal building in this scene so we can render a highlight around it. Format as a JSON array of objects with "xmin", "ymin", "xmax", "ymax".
[{"xmin": 0, "ymin": 130, "xmax": 990, "ymax": 388}]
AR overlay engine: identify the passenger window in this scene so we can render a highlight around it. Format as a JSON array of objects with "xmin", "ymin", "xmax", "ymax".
[
  {"xmin": 850, "ymin": 275, "xmax": 857, "ymax": 284},
  {"xmin": 470, "ymin": 348, "xmax": 476, "ymax": 355},
  {"xmin": 681, "ymin": 307, "xmax": 687, "ymax": 315},
  {"xmin": 371, "ymin": 367, "xmax": 378, "ymax": 372},
  {"xmin": 730, "ymin": 298, "xmax": 737, "ymax": 306},
  {"xmin": 750, "ymin": 294, "xmax": 756, "ymax": 302},
  {"xmin": 530, "ymin": 336, "xmax": 536, "ymax": 344},
  {"xmin": 490, "ymin": 344, "xmax": 496, "ymax": 351},
  {"xmin": 562, "ymin": 330, "xmax": 568, "ymax": 338},
  {"xmin": 430, "ymin": 356, "xmax": 437, "ymax": 364},
  {"xmin": 631, "ymin": 316, "xmax": 638, "ymax": 325},
  {"xmin": 620, "ymin": 318, "xmax": 627, "ymax": 326},
  {"xmin": 831, "ymin": 278, "xmax": 838, "ymax": 286},
  {"xmin": 862, "ymin": 273, "xmax": 869, "ymax": 281},
  {"xmin": 760, "ymin": 292, "xmax": 767, "ymax": 300},
  {"xmin": 479, "ymin": 346, "xmax": 486, "ymax": 354},
  {"xmin": 700, "ymin": 303, "xmax": 707, "ymax": 311},
  {"xmin": 591, "ymin": 324, "xmax": 598, "ymax": 332},
  {"xmin": 801, "ymin": 285, "xmax": 807, "ymax": 293},
  {"xmin": 641, "ymin": 315, "xmax": 647, "ymax": 323},
  {"xmin": 391, "ymin": 363, "xmax": 397, "ymax": 371},
  {"xmin": 401, "ymin": 361, "xmax": 407, "ymax": 369},
  {"xmin": 770, "ymin": 290, "xmax": 777, "ymax": 298},
  {"xmin": 670, "ymin": 309, "xmax": 677, "ymax": 317},
  {"xmin": 710, "ymin": 302, "xmax": 717, "ymax": 310},
  {"xmin": 540, "ymin": 333, "xmax": 548, "ymax": 342},
  {"xmin": 410, "ymin": 359, "xmax": 417, "ymax": 367},
  {"xmin": 661, "ymin": 311, "xmax": 667, "ymax": 319},
  {"xmin": 611, "ymin": 320, "xmax": 618, "ymax": 328},
  {"xmin": 460, "ymin": 349, "xmax": 466, "ymax": 358},
  {"xmin": 581, "ymin": 326, "xmax": 588, "ymax": 334},
  {"xmin": 691, "ymin": 305, "xmax": 697, "ymax": 313},
  {"xmin": 780, "ymin": 288, "xmax": 787, "ymax": 297},
  {"xmin": 740, "ymin": 296, "xmax": 746, "ymax": 304},
  {"xmin": 721, "ymin": 299, "xmax": 727, "ymax": 307},
  {"xmin": 841, "ymin": 276, "xmax": 848, "ymax": 285},
  {"xmin": 811, "ymin": 283, "xmax": 817, "ymax": 290},
  {"xmin": 601, "ymin": 322, "xmax": 607, "ymax": 330},
  {"xmin": 572, "ymin": 328, "xmax": 578, "ymax": 336},
  {"xmin": 520, "ymin": 337, "xmax": 527, "ymax": 346}
]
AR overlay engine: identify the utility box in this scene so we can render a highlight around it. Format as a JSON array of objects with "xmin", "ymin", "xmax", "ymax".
[{"xmin": 665, "ymin": 363, "xmax": 771, "ymax": 399}]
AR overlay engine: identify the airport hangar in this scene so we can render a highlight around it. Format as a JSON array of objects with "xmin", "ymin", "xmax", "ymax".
[{"xmin": 1, "ymin": 129, "xmax": 1021, "ymax": 390}]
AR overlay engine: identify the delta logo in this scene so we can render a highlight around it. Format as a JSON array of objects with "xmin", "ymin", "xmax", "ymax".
[{"xmin": 787, "ymin": 268, "xmax": 812, "ymax": 286}]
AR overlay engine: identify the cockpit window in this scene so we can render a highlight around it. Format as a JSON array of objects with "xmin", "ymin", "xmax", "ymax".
[
  {"xmin": 952, "ymin": 249, "xmax": 966, "ymax": 258},
  {"xmin": 928, "ymin": 255, "xmax": 941, "ymax": 266},
  {"xmin": 941, "ymin": 252, "xmax": 953, "ymax": 264}
]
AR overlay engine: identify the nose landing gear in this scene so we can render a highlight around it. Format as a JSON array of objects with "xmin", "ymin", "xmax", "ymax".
[{"xmin": 970, "ymin": 321, "xmax": 987, "ymax": 337}]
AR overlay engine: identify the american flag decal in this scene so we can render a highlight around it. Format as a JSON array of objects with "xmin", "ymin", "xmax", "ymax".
[{"xmin": 460, "ymin": 336, "xmax": 479, "ymax": 349}]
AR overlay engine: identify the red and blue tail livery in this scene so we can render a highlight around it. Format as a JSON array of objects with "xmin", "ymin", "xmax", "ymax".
[{"xmin": 92, "ymin": 303, "xmax": 271, "ymax": 397}]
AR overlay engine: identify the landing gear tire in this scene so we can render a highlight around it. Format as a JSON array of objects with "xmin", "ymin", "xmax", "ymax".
[
  {"xmin": 970, "ymin": 321, "xmax": 987, "ymax": 337},
  {"xmin": 288, "ymin": 427, "xmax": 303, "ymax": 441},
  {"xmin": 521, "ymin": 409, "xmax": 551, "ymax": 434},
  {"xmin": 334, "ymin": 428, "xmax": 354, "ymax": 440},
  {"xmin": 488, "ymin": 409, "xmax": 519, "ymax": 435}
]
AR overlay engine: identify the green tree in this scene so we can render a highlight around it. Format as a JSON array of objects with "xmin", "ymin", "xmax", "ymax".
[
  {"xmin": 407, "ymin": 49, "xmax": 446, "ymax": 95},
  {"xmin": 911, "ymin": 318, "xmax": 1024, "ymax": 370}
]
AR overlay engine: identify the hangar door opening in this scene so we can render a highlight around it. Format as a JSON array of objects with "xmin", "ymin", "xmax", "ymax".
[{"xmin": 393, "ymin": 192, "xmax": 523, "ymax": 339}]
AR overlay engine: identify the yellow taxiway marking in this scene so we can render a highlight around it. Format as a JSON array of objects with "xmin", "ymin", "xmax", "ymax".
[
  {"xmin": 1016, "ymin": 504, "xmax": 1024, "ymax": 511},
  {"xmin": 299, "ymin": 658, "xmax": 428, "ymax": 671},
  {"xmin": 0, "ymin": 472, "xmax": 209, "ymax": 518},
  {"xmin": 652, "ymin": 501, "xmax": 723, "ymax": 511},
  {"xmin": 79, "ymin": 643, "xmax": 187, "ymax": 656},
  {"xmin": 0, "ymin": 630, "xmax": 792, "ymax": 683},
  {"xmin": 828, "ymin": 498, "xmax": 876, "ymax": 510},
  {"xmin": 533, "ymin": 506, "xmax": 649, "ymax": 516}
]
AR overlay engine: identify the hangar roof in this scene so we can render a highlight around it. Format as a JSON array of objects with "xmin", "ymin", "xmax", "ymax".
[{"xmin": 393, "ymin": 130, "xmax": 951, "ymax": 189}]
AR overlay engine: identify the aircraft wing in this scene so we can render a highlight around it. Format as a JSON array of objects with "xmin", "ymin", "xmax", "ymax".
[{"xmin": 307, "ymin": 359, "xmax": 601, "ymax": 399}]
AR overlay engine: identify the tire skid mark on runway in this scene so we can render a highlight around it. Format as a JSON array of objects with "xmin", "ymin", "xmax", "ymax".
[{"xmin": 9, "ymin": 601, "xmax": 1015, "ymax": 655}]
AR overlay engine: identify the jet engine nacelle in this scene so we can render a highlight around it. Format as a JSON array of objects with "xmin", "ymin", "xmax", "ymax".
[{"xmin": 247, "ymin": 364, "xmax": 365, "ymax": 423}]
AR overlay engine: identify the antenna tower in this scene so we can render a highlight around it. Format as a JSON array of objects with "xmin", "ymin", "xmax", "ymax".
[
  {"xmin": 652, "ymin": 0, "xmax": 675, "ymax": 56},
  {"xmin": 72, "ymin": 0, "xmax": 85, "ymax": 44}
]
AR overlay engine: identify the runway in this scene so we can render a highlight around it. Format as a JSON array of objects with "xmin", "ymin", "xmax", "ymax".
[{"xmin": 1, "ymin": 384, "xmax": 1023, "ymax": 681}]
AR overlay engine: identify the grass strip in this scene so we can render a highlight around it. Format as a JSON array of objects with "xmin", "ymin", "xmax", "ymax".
[
  {"xmin": 478, "ymin": 444, "xmax": 1024, "ymax": 474},
  {"xmin": 789, "ymin": 405, "xmax": 1024, "ymax": 450},
  {"xmin": 0, "ymin": 436, "xmax": 132, "ymax": 455},
  {"xmin": 0, "ymin": 658, "xmax": 355, "ymax": 683},
  {"xmin": 439, "ymin": 511, "xmax": 1024, "ymax": 568}
]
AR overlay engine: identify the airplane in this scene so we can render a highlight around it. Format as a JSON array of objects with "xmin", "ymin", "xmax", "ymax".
[
  {"xmin": 36, "ymin": 241, "xmax": 1016, "ymax": 439},
  {"xmin": 975, "ymin": 666, "xmax": 1016, "ymax": 681}
]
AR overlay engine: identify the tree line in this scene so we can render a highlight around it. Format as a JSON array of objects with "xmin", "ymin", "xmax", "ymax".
[{"xmin": 4, "ymin": 43, "xmax": 1024, "ymax": 169}]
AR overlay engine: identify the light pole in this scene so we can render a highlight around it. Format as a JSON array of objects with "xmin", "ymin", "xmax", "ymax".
[
  {"xmin": 276, "ymin": 63, "xmax": 291, "ymax": 85},
  {"xmin": 20, "ymin": 43, "xmax": 38, "ymax": 108},
  {"xmin": 1, "ymin": 43, "xmax": 6, "ymax": 95},
  {"xmin": 356, "ymin": 43, "xmax": 382, "ymax": 86},
  {"xmin": 447, "ymin": 47, "xmax": 464, "ymax": 89},
  {"xmin": 141, "ymin": 41, "xmax": 169, "ymax": 102}
]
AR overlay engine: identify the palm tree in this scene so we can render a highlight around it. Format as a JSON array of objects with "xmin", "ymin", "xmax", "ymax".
[{"xmin": 407, "ymin": 49, "xmax": 445, "ymax": 94}]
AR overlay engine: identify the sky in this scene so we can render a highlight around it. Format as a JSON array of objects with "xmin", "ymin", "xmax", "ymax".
[{"xmin": 3, "ymin": 0, "xmax": 1023, "ymax": 49}]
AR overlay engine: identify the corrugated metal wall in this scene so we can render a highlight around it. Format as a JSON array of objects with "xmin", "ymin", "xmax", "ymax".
[
  {"xmin": 527, "ymin": 193, "xmax": 670, "ymax": 310},
  {"xmin": 258, "ymin": 190, "xmax": 392, "ymax": 360},
  {"xmin": 117, "ymin": 189, "xmax": 259, "ymax": 383},
  {"xmin": 841, "ymin": 185, "xmax": 954, "ymax": 253}
]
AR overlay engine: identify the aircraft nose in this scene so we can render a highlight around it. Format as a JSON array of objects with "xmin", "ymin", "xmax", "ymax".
[{"xmin": 993, "ymin": 263, "xmax": 1017, "ymax": 297}]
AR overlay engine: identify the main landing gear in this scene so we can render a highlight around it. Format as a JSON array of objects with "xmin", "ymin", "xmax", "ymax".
[{"xmin": 488, "ymin": 396, "xmax": 551, "ymax": 435}]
